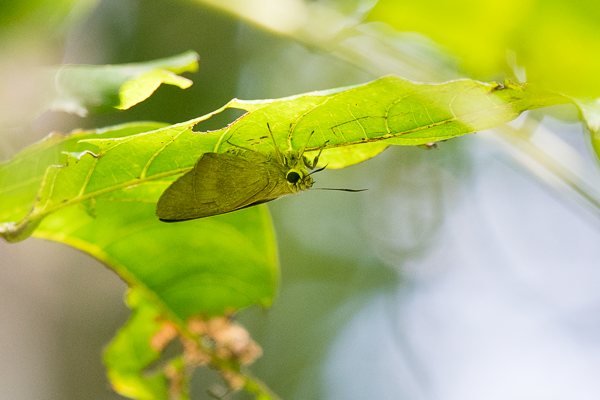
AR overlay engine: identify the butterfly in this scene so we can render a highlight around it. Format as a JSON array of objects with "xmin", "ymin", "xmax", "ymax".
[{"xmin": 156, "ymin": 144, "xmax": 322, "ymax": 221}]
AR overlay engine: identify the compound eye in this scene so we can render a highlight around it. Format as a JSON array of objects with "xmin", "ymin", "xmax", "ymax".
[{"xmin": 286, "ymin": 170, "xmax": 301, "ymax": 184}]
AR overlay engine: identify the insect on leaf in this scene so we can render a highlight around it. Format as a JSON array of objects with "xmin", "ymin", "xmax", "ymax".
[{"xmin": 156, "ymin": 142, "xmax": 319, "ymax": 221}]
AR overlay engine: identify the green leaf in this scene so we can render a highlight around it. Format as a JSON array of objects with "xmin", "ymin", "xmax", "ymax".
[
  {"xmin": 34, "ymin": 199, "xmax": 278, "ymax": 318},
  {"xmin": 0, "ymin": 0, "xmax": 93, "ymax": 36},
  {"xmin": 204, "ymin": 77, "xmax": 566, "ymax": 169},
  {"xmin": 117, "ymin": 69, "xmax": 194, "ymax": 110},
  {"xmin": 0, "ymin": 121, "xmax": 169, "ymax": 237},
  {"xmin": 0, "ymin": 75, "xmax": 571, "ymax": 315},
  {"xmin": 45, "ymin": 51, "xmax": 199, "ymax": 115},
  {"xmin": 0, "ymin": 74, "xmax": 577, "ymax": 400},
  {"xmin": 105, "ymin": 289, "xmax": 273, "ymax": 400},
  {"xmin": 104, "ymin": 290, "xmax": 171, "ymax": 400},
  {"xmin": 0, "ymin": 120, "xmax": 279, "ymax": 319},
  {"xmin": 0, "ymin": 76, "xmax": 569, "ymax": 242},
  {"xmin": 0, "ymin": 74, "xmax": 569, "ymax": 315},
  {"xmin": 0, "ymin": 75, "xmax": 568, "ymax": 337},
  {"xmin": 367, "ymin": 0, "xmax": 600, "ymax": 97}
]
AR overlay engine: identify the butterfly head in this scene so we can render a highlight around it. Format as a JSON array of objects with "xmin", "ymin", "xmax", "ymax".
[
  {"xmin": 283, "ymin": 152, "xmax": 314, "ymax": 192},
  {"xmin": 285, "ymin": 167, "xmax": 314, "ymax": 192}
]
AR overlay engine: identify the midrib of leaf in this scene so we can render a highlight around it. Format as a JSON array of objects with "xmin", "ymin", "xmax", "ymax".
[
  {"xmin": 225, "ymin": 78, "xmax": 569, "ymax": 153},
  {"xmin": 76, "ymin": 156, "xmax": 98, "ymax": 197},
  {"xmin": 2, "ymin": 76, "xmax": 571, "ymax": 242},
  {"xmin": 13, "ymin": 120, "xmax": 210, "ymax": 232},
  {"xmin": 34, "ymin": 167, "xmax": 190, "ymax": 221}
]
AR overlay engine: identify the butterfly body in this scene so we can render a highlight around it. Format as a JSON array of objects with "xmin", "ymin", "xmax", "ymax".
[{"xmin": 156, "ymin": 149, "xmax": 314, "ymax": 221}]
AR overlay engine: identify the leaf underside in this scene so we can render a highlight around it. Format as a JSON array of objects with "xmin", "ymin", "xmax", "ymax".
[
  {"xmin": 0, "ymin": 74, "xmax": 575, "ymax": 400},
  {"xmin": 46, "ymin": 51, "xmax": 199, "ymax": 116},
  {"xmin": 0, "ymin": 75, "xmax": 571, "ymax": 313}
]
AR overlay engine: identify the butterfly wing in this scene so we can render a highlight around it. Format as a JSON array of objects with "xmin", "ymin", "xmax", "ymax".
[{"xmin": 156, "ymin": 151, "xmax": 291, "ymax": 221}]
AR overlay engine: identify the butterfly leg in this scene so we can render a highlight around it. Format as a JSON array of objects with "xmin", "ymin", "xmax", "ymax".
[{"xmin": 304, "ymin": 140, "xmax": 329, "ymax": 169}]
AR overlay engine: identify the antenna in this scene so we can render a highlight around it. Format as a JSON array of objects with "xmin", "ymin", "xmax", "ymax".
[
  {"xmin": 266, "ymin": 122, "xmax": 284, "ymax": 166},
  {"xmin": 314, "ymin": 187, "xmax": 367, "ymax": 192},
  {"xmin": 307, "ymin": 162, "xmax": 367, "ymax": 192}
]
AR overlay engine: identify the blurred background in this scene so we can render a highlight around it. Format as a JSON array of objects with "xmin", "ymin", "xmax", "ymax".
[{"xmin": 2, "ymin": 0, "xmax": 600, "ymax": 399}]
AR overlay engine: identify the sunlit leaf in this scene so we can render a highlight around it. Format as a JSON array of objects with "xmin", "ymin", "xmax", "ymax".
[
  {"xmin": 104, "ymin": 290, "xmax": 171, "ymax": 400},
  {"xmin": 117, "ymin": 69, "xmax": 193, "ymax": 110},
  {"xmin": 0, "ymin": 74, "xmax": 582, "ymax": 400},
  {"xmin": 0, "ymin": 120, "xmax": 279, "ymax": 319},
  {"xmin": 45, "ymin": 51, "xmax": 199, "ymax": 115},
  {"xmin": 0, "ymin": 76, "xmax": 568, "ymax": 242},
  {"xmin": 0, "ymin": 0, "xmax": 94, "ymax": 36},
  {"xmin": 368, "ymin": 0, "xmax": 600, "ymax": 97}
]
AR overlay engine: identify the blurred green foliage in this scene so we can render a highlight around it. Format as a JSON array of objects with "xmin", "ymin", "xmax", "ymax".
[{"xmin": 368, "ymin": 0, "xmax": 600, "ymax": 97}]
